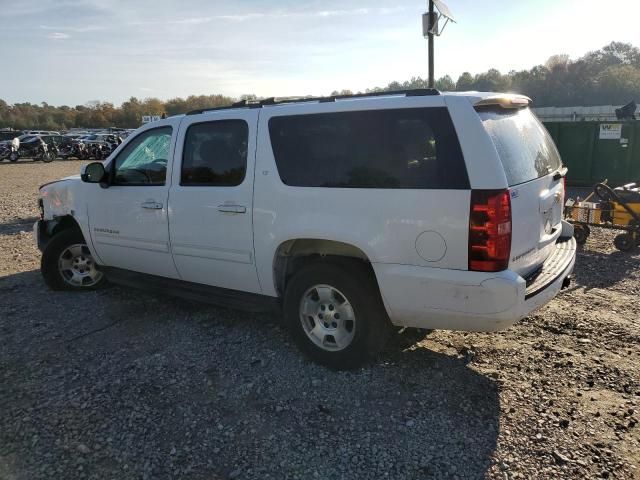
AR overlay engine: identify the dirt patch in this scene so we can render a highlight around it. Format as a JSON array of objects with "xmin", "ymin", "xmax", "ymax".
[{"xmin": 1, "ymin": 160, "xmax": 638, "ymax": 479}]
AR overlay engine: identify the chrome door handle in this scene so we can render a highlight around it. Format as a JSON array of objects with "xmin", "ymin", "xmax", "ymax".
[
  {"xmin": 141, "ymin": 201, "xmax": 163, "ymax": 210},
  {"xmin": 217, "ymin": 204, "xmax": 246, "ymax": 214}
]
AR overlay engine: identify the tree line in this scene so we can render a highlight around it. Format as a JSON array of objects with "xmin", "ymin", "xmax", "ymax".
[{"xmin": 1, "ymin": 41, "xmax": 638, "ymax": 130}]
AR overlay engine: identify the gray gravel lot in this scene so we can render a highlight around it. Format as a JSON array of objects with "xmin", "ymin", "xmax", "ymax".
[{"xmin": 1, "ymin": 160, "xmax": 639, "ymax": 479}]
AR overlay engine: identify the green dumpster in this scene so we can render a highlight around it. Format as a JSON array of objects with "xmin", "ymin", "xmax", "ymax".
[{"xmin": 543, "ymin": 120, "xmax": 640, "ymax": 187}]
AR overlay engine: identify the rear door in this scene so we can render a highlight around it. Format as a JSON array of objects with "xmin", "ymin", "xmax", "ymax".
[
  {"xmin": 478, "ymin": 107, "xmax": 565, "ymax": 276},
  {"xmin": 168, "ymin": 111, "xmax": 261, "ymax": 294}
]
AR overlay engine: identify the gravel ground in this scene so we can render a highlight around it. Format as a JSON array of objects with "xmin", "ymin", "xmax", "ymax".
[{"xmin": 1, "ymin": 160, "xmax": 639, "ymax": 480}]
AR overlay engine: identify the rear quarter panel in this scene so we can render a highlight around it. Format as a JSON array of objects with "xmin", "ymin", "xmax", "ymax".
[
  {"xmin": 253, "ymin": 96, "xmax": 473, "ymax": 296},
  {"xmin": 444, "ymin": 96, "xmax": 508, "ymax": 190}
]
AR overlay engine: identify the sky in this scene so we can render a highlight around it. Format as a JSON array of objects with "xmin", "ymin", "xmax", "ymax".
[{"xmin": 0, "ymin": 0, "xmax": 638, "ymax": 106}]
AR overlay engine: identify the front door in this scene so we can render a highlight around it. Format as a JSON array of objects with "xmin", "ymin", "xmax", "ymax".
[
  {"xmin": 87, "ymin": 119, "xmax": 181, "ymax": 278},
  {"xmin": 168, "ymin": 111, "xmax": 261, "ymax": 293}
]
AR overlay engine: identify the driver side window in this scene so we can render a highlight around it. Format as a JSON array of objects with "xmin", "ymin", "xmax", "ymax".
[{"xmin": 113, "ymin": 127, "xmax": 173, "ymax": 185}]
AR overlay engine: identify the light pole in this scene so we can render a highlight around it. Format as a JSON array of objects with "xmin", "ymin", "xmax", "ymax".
[{"xmin": 422, "ymin": 0, "xmax": 456, "ymax": 88}]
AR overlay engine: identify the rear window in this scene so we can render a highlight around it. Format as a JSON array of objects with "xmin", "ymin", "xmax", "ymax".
[
  {"xmin": 268, "ymin": 107, "xmax": 468, "ymax": 189},
  {"xmin": 478, "ymin": 108, "xmax": 562, "ymax": 186}
]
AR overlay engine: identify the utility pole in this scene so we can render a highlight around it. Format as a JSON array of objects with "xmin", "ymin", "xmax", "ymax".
[{"xmin": 428, "ymin": 0, "xmax": 435, "ymax": 88}]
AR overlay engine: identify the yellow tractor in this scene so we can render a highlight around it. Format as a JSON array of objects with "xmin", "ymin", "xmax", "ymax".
[{"xmin": 567, "ymin": 182, "xmax": 640, "ymax": 252}]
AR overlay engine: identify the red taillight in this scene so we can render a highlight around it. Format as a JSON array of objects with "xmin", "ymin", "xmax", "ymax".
[{"xmin": 469, "ymin": 189, "xmax": 512, "ymax": 272}]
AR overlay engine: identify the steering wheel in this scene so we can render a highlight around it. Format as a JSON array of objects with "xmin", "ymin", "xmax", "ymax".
[
  {"xmin": 150, "ymin": 158, "xmax": 168, "ymax": 168},
  {"xmin": 117, "ymin": 168, "xmax": 152, "ymax": 183},
  {"xmin": 148, "ymin": 159, "xmax": 168, "ymax": 180}
]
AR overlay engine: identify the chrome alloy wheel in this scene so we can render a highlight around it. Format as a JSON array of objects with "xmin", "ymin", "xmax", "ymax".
[
  {"xmin": 57, "ymin": 244, "xmax": 103, "ymax": 287},
  {"xmin": 299, "ymin": 284, "xmax": 356, "ymax": 351}
]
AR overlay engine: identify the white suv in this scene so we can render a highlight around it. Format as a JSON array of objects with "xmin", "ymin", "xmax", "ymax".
[{"xmin": 35, "ymin": 90, "xmax": 576, "ymax": 369}]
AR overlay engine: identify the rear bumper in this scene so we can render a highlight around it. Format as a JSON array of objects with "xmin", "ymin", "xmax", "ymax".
[
  {"xmin": 373, "ymin": 236, "xmax": 576, "ymax": 332},
  {"xmin": 523, "ymin": 237, "xmax": 575, "ymax": 299}
]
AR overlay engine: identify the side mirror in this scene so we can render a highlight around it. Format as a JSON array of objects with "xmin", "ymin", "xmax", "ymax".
[{"xmin": 81, "ymin": 162, "xmax": 106, "ymax": 184}]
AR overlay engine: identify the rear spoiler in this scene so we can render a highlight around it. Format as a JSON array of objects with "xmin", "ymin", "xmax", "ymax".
[{"xmin": 474, "ymin": 95, "xmax": 531, "ymax": 109}]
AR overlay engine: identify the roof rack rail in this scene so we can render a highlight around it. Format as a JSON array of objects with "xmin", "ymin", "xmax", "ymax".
[{"xmin": 186, "ymin": 88, "xmax": 440, "ymax": 116}]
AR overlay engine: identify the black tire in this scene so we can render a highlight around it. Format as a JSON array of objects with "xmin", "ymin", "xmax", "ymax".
[
  {"xmin": 9, "ymin": 152, "xmax": 19, "ymax": 162},
  {"xmin": 41, "ymin": 228, "xmax": 106, "ymax": 291},
  {"xmin": 630, "ymin": 220, "xmax": 640, "ymax": 246},
  {"xmin": 613, "ymin": 233, "xmax": 635, "ymax": 252},
  {"xmin": 573, "ymin": 224, "xmax": 590, "ymax": 245},
  {"xmin": 284, "ymin": 259, "xmax": 391, "ymax": 370},
  {"xmin": 594, "ymin": 182, "xmax": 614, "ymax": 202},
  {"xmin": 42, "ymin": 152, "xmax": 54, "ymax": 163}
]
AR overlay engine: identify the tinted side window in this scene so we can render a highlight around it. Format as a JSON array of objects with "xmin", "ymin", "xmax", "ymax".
[
  {"xmin": 268, "ymin": 108, "xmax": 468, "ymax": 189},
  {"xmin": 478, "ymin": 107, "xmax": 562, "ymax": 186},
  {"xmin": 181, "ymin": 120, "xmax": 248, "ymax": 187},
  {"xmin": 113, "ymin": 127, "xmax": 172, "ymax": 186}
]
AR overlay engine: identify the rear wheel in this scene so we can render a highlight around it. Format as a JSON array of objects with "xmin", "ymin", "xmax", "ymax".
[
  {"xmin": 284, "ymin": 260, "xmax": 391, "ymax": 370},
  {"xmin": 41, "ymin": 229, "xmax": 106, "ymax": 291},
  {"xmin": 614, "ymin": 233, "xmax": 635, "ymax": 252}
]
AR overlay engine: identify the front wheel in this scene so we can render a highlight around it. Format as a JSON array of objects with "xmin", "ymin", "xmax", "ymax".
[
  {"xmin": 284, "ymin": 260, "xmax": 391, "ymax": 370},
  {"xmin": 42, "ymin": 151, "xmax": 54, "ymax": 163},
  {"xmin": 9, "ymin": 152, "xmax": 19, "ymax": 162},
  {"xmin": 41, "ymin": 229, "xmax": 106, "ymax": 291}
]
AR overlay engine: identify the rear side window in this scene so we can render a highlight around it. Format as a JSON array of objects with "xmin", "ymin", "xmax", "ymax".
[
  {"xmin": 268, "ymin": 107, "xmax": 468, "ymax": 189},
  {"xmin": 478, "ymin": 107, "xmax": 562, "ymax": 186},
  {"xmin": 181, "ymin": 120, "xmax": 248, "ymax": 186}
]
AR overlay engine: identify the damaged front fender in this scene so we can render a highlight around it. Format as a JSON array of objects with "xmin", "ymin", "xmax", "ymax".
[
  {"xmin": 36, "ymin": 176, "xmax": 93, "ymax": 254},
  {"xmin": 39, "ymin": 176, "xmax": 81, "ymax": 221}
]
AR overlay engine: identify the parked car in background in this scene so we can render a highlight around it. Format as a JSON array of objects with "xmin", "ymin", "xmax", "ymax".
[
  {"xmin": 80, "ymin": 133, "xmax": 113, "ymax": 144},
  {"xmin": 35, "ymin": 90, "xmax": 576, "ymax": 369},
  {"xmin": 23, "ymin": 130, "xmax": 60, "ymax": 136},
  {"xmin": 40, "ymin": 134, "xmax": 66, "ymax": 147},
  {"xmin": 0, "ymin": 130, "xmax": 24, "ymax": 142}
]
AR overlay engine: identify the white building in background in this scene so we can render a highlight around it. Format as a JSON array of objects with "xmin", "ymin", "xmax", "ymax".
[{"xmin": 141, "ymin": 115, "xmax": 161, "ymax": 124}]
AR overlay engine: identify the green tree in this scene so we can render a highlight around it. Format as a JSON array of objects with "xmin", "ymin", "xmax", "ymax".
[
  {"xmin": 455, "ymin": 72, "xmax": 474, "ymax": 91},
  {"xmin": 435, "ymin": 75, "xmax": 455, "ymax": 91},
  {"xmin": 119, "ymin": 97, "xmax": 143, "ymax": 128},
  {"xmin": 0, "ymin": 41, "xmax": 639, "ymax": 129},
  {"xmin": 596, "ymin": 64, "xmax": 640, "ymax": 105}
]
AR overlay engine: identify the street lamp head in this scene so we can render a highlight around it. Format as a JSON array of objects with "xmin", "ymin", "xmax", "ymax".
[
  {"xmin": 422, "ymin": 0, "xmax": 455, "ymax": 37},
  {"xmin": 433, "ymin": 0, "xmax": 456, "ymax": 23}
]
